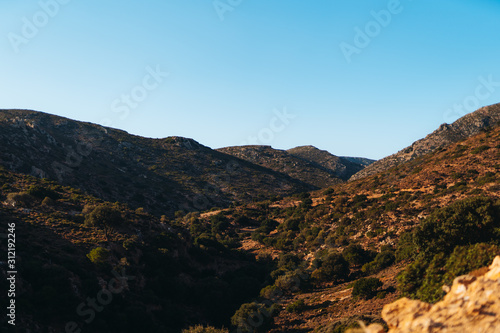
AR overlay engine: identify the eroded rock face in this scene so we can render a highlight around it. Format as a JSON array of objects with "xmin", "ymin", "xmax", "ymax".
[{"xmin": 381, "ymin": 256, "xmax": 500, "ymax": 332}]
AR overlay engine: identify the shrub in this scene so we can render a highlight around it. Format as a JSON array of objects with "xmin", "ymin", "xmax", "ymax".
[
  {"xmin": 7, "ymin": 192, "xmax": 35, "ymax": 207},
  {"xmin": 400, "ymin": 243, "xmax": 500, "ymax": 303},
  {"xmin": 286, "ymin": 299, "xmax": 305, "ymax": 313},
  {"xmin": 257, "ymin": 219, "xmax": 279, "ymax": 234},
  {"xmin": 361, "ymin": 251, "xmax": 395, "ymax": 275},
  {"xmin": 342, "ymin": 244, "xmax": 374, "ymax": 266},
  {"xmin": 41, "ymin": 196, "xmax": 55, "ymax": 206},
  {"xmin": 312, "ymin": 253, "xmax": 349, "ymax": 283},
  {"xmin": 260, "ymin": 285, "xmax": 281, "ymax": 299},
  {"xmin": 412, "ymin": 197, "xmax": 500, "ymax": 258},
  {"xmin": 27, "ymin": 185, "xmax": 59, "ymax": 200},
  {"xmin": 182, "ymin": 325, "xmax": 228, "ymax": 333},
  {"xmin": 471, "ymin": 145, "xmax": 490, "ymax": 154},
  {"xmin": 275, "ymin": 271, "xmax": 301, "ymax": 292},
  {"xmin": 86, "ymin": 247, "xmax": 110, "ymax": 265},
  {"xmin": 395, "ymin": 232, "xmax": 416, "ymax": 262},
  {"xmin": 231, "ymin": 302, "xmax": 275, "ymax": 333},
  {"xmin": 84, "ymin": 204, "xmax": 123, "ymax": 239},
  {"xmin": 277, "ymin": 253, "xmax": 302, "ymax": 271},
  {"xmin": 352, "ymin": 278, "xmax": 383, "ymax": 299}
]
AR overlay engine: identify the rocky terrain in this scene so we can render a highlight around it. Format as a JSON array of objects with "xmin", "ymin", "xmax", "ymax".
[
  {"xmin": 381, "ymin": 256, "xmax": 500, "ymax": 332},
  {"xmin": 2, "ymin": 103, "xmax": 500, "ymax": 332},
  {"xmin": 218, "ymin": 145, "xmax": 370, "ymax": 188},
  {"xmin": 287, "ymin": 146, "xmax": 373, "ymax": 181},
  {"xmin": 350, "ymin": 102, "xmax": 500, "ymax": 181},
  {"xmin": 0, "ymin": 109, "xmax": 316, "ymax": 217}
]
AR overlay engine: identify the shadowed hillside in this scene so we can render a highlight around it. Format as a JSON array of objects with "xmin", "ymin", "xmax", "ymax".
[{"xmin": 0, "ymin": 109, "xmax": 314, "ymax": 217}]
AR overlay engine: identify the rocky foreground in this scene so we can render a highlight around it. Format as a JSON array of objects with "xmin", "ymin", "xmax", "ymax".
[{"xmin": 358, "ymin": 256, "xmax": 500, "ymax": 332}]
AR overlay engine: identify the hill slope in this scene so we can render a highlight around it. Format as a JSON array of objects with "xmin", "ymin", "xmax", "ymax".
[
  {"xmin": 287, "ymin": 145, "xmax": 373, "ymax": 180},
  {"xmin": 218, "ymin": 145, "xmax": 372, "ymax": 188},
  {"xmin": 350, "ymin": 103, "xmax": 500, "ymax": 181},
  {"xmin": 218, "ymin": 145, "xmax": 346, "ymax": 188},
  {"xmin": 0, "ymin": 109, "xmax": 314, "ymax": 216}
]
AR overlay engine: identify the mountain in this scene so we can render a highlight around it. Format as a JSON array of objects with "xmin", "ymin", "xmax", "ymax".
[
  {"xmin": 4, "ymin": 104, "xmax": 500, "ymax": 333},
  {"xmin": 219, "ymin": 118, "xmax": 500, "ymax": 332},
  {"xmin": 349, "ymin": 103, "xmax": 500, "ymax": 181},
  {"xmin": 218, "ymin": 145, "xmax": 343, "ymax": 188},
  {"xmin": 341, "ymin": 156, "xmax": 375, "ymax": 167},
  {"xmin": 218, "ymin": 145, "xmax": 373, "ymax": 188},
  {"xmin": 286, "ymin": 145, "xmax": 374, "ymax": 180},
  {"xmin": 0, "ymin": 109, "xmax": 314, "ymax": 216}
]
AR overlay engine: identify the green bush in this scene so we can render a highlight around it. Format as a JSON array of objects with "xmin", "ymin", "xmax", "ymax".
[
  {"xmin": 352, "ymin": 278, "xmax": 383, "ymax": 299},
  {"xmin": 27, "ymin": 185, "xmax": 59, "ymax": 200},
  {"xmin": 311, "ymin": 253, "xmax": 349, "ymax": 283},
  {"xmin": 86, "ymin": 247, "xmax": 110, "ymax": 265},
  {"xmin": 401, "ymin": 243, "xmax": 500, "ymax": 303},
  {"xmin": 361, "ymin": 250, "xmax": 395, "ymax": 275},
  {"xmin": 84, "ymin": 204, "xmax": 123, "ymax": 239},
  {"xmin": 41, "ymin": 196, "xmax": 55, "ymax": 206},
  {"xmin": 275, "ymin": 271, "xmax": 302, "ymax": 292},
  {"xmin": 471, "ymin": 145, "xmax": 490, "ymax": 154},
  {"xmin": 257, "ymin": 219, "xmax": 279, "ymax": 234},
  {"xmin": 397, "ymin": 197, "xmax": 500, "ymax": 303},
  {"xmin": 342, "ymin": 244, "xmax": 374, "ymax": 266},
  {"xmin": 7, "ymin": 192, "xmax": 35, "ymax": 207},
  {"xmin": 412, "ymin": 197, "xmax": 500, "ymax": 258},
  {"xmin": 286, "ymin": 299, "xmax": 305, "ymax": 313},
  {"xmin": 259, "ymin": 285, "xmax": 281, "ymax": 299},
  {"xmin": 395, "ymin": 232, "xmax": 416, "ymax": 262},
  {"xmin": 231, "ymin": 302, "xmax": 275, "ymax": 333},
  {"xmin": 277, "ymin": 253, "xmax": 302, "ymax": 271},
  {"xmin": 182, "ymin": 325, "xmax": 228, "ymax": 333}
]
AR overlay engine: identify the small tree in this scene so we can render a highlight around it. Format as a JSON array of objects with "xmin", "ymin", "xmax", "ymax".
[
  {"xmin": 352, "ymin": 278, "xmax": 383, "ymax": 299},
  {"xmin": 84, "ymin": 204, "xmax": 123, "ymax": 239},
  {"xmin": 312, "ymin": 253, "xmax": 350, "ymax": 282},
  {"xmin": 231, "ymin": 302, "xmax": 274, "ymax": 333},
  {"xmin": 342, "ymin": 244, "xmax": 373, "ymax": 266},
  {"xmin": 86, "ymin": 247, "xmax": 110, "ymax": 266}
]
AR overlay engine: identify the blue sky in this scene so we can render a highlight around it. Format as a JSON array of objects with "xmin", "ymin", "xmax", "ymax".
[{"xmin": 1, "ymin": 0, "xmax": 500, "ymax": 159}]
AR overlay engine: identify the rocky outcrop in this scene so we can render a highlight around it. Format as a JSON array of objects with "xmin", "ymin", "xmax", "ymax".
[
  {"xmin": 350, "ymin": 103, "xmax": 500, "ymax": 181},
  {"xmin": 380, "ymin": 256, "xmax": 500, "ymax": 332}
]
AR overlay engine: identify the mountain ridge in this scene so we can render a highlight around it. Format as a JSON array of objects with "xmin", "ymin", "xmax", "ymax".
[
  {"xmin": 350, "ymin": 103, "xmax": 500, "ymax": 181},
  {"xmin": 0, "ymin": 109, "xmax": 315, "ymax": 216}
]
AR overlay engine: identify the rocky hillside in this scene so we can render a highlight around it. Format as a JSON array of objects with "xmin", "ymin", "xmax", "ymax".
[
  {"xmin": 287, "ymin": 146, "xmax": 374, "ymax": 180},
  {"xmin": 0, "ymin": 109, "xmax": 314, "ymax": 216},
  {"xmin": 219, "ymin": 146, "xmax": 343, "ymax": 188},
  {"xmin": 220, "ymin": 117, "xmax": 500, "ymax": 332},
  {"xmin": 218, "ymin": 145, "xmax": 372, "ymax": 188},
  {"xmin": 381, "ymin": 256, "xmax": 500, "ymax": 332},
  {"xmin": 350, "ymin": 103, "xmax": 500, "ymax": 181}
]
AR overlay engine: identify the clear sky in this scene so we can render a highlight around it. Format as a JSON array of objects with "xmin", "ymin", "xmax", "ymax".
[{"xmin": 1, "ymin": 0, "xmax": 500, "ymax": 159}]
